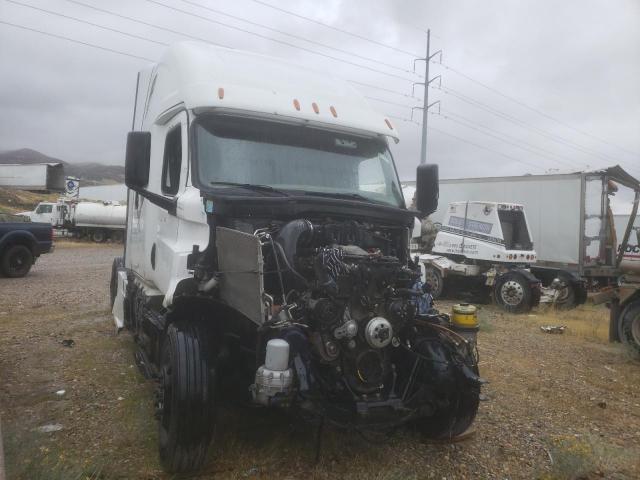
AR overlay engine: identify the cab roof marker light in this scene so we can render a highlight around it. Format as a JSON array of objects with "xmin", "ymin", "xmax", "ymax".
[
  {"xmin": 330, "ymin": 106, "xmax": 338, "ymax": 118},
  {"xmin": 218, "ymin": 87, "xmax": 224, "ymax": 100},
  {"xmin": 312, "ymin": 102, "xmax": 320, "ymax": 114},
  {"xmin": 293, "ymin": 99, "xmax": 301, "ymax": 111}
]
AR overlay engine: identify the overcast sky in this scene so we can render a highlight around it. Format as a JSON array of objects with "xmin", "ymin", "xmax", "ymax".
[{"xmin": 0, "ymin": 0, "xmax": 638, "ymax": 182}]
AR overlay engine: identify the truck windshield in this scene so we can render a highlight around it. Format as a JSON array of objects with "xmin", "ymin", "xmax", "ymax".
[{"xmin": 194, "ymin": 115, "xmax": 404, "ymax": 208}]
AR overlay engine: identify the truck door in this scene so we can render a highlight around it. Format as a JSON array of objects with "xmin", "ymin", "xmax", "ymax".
[
  {"xmin": 138, "ymin": 111, "xmax": 188, "ymax": 293},
  {"xmin": 32, "ymin": 203, "xmax": 54, "ymax": 224}
]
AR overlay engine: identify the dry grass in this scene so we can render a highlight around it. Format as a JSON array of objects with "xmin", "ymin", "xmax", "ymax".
[
  {"xmin": 522, "ymin": 304, "xmax": 610, "ymax": 343},
  {"xmin": 0, "ymin": 187, "xmax": 58, "ymax": 214}
]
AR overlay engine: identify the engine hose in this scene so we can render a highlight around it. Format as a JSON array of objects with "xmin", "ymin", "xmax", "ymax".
[
  {"xmin": 275, "ymin": 242, "xmax": 309, "ymax": 287},
  {"xmin": 267, "ymin": 235, "xmax": 287, "ymax": 305}
]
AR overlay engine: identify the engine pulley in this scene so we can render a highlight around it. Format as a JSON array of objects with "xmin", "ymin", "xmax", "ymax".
[{"xmin": 364, "ymin": 317, "xmax": 393, "ymax": 349}]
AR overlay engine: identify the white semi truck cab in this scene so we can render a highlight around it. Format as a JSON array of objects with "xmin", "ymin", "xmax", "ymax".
[
  {"xmin": 415, "ymin": 201, "xmax": 541, "ymax": 312},
  {"xmin": 110, "ymin": 42, "xmax": 483, "ymax": 473}
]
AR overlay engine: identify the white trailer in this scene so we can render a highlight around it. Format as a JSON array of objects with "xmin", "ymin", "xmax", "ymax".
[{"xmin": 0, "ymin": 163, "xmax": 65, "ymax": 192}]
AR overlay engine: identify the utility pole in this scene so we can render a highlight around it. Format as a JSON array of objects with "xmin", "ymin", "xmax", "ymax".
[{"xmin": 413, "ymin": 29, "xmax": 442, "ymax": 164}]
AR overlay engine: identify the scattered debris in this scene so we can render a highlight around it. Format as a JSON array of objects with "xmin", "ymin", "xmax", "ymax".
[
  {"xmin": 37, "ymin": 424, "xmax": 63, "ymax": 433},
  {"xmin": 55, "ymin": 389, "xmax": 65, "ymax": 396},
  {"xmin": 117, "ymin": 396, "xmax": 124, "ymax": 401},
  {"xmin": 540, "ymin": 325, "xmax": 566, "ymax": 334},
  {"xmin": 597, "ymin": 401, "xmax": 607, "ymax": 409},
  {"xmin": 61, "ymin": 338, "xmax": 75, "ymax": 347},
  {"xmin": 242, "ymin": 466, "xmax": 259, "ymax": 477}
]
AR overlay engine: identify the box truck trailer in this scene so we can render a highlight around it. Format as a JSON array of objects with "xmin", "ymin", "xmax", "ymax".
[
  {"xmin": 109, "ymin": 42, "xmax": 483, "ymax": 473},
  {"xmin": 0, "ymin": 163, "xmax": 65, "ymax": 192}
]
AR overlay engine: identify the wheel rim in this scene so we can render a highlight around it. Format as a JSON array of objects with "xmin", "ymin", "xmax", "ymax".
[
  {"xmin": 9, "ymin": 250, "xmax": 29, "ymax": 275},
  {"xmin": 500, "ymin": 280, "xmax": 525, "ymax": 306},
  {"xmin": 425, "ymin": 269, "xmax": 440, "ymax": 293}
]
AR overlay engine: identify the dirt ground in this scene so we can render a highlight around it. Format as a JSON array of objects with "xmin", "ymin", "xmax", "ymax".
[{"xmin": 1, "ymin": 244, "xmax": 639, "ymax": 480}]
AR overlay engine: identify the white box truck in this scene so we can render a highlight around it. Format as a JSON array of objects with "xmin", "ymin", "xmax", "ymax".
[{"xmin": 110, "ymin": 42, "xmax": 483, "ymax": 473}]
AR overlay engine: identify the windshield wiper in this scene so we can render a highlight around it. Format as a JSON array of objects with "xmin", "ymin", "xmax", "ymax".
[
  {"xmin": 302, "ymin": 191, "xmax": 386, "ymax": 204},
  {"xmin": 209, "ymin": 181, "xmax": 289, "ymax": 196}
]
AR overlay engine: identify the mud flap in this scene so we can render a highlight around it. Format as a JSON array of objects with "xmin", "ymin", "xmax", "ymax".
[{"xmin": 112, "ymin": 270, "xmax": 128, "ymax": 331}]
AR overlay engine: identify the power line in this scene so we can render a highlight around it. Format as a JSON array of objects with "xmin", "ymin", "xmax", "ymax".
[
  {"xmin": 0, "ymin": 19, "xmax": 154, "ymax": 61},
  {"xmin": 10, "ymin": 0, "xmax": 422, "ymax": 104},
  {"xmin": 441, "ymin": 110, "xmax": 586, "ymax": 170},
  {"xmin": 365, "ymin": 96, "xmax": 420, "ymax": 110},
  {"xmin": 386, "ymin": 113, "xmax": 545, "ymax": 172},
  {"xmin": 440, "ymin": 62, "xmax": 640, "ymax": 157},
  {"xmin": 141, "ymin": 0, "xmax": 418, "ymax": 82},
  {"xmin": 428, "ymin": 125, "xmax": 545, "ymax": 171},
  {"xmin": 61, "ymin": 0, "xmax": 232, "ymax": 48},
  {"xmin": 6, "ymin": 0, "xmax": 169, "ymax": 47},
  {"xmin": 177, "ymin": 0, "xmax": 421, "ymax": 76},
  {"xmin": 437, "ymin": 112, "xmax": 582, "ymax": 170},
  {"xmin": 437, "ymin": 85, "xmax": 620, "ymax": 164},
  {"xmin": 244, "ymin": 0, "xmax": 422, "ymax": 57},
  {"xmin": 348, "ymin": 79, "xmax": 420, "ymax": 99}
]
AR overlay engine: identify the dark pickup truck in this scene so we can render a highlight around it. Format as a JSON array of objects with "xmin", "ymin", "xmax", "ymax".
[{"xmin": 0, "ymin": 214, "xmax": 53, "ymax": 277}]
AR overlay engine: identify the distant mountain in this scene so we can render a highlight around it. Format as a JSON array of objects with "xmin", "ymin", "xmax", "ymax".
[{"xmin": 0, "ymin": 148, "xmax": 124, "ymax": 185}]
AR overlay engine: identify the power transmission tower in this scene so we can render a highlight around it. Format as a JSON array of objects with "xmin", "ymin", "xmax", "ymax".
[{"xmin": 413, "ymin": 29, "xmax": 442, "ymax": 164}]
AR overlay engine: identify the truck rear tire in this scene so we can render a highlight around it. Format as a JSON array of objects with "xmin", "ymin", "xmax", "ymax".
[
  {"xmin": 423, "ymin": 265, "xmax": 444, "ymax": 299},
  {"xmin": 158, "ymin": 322, "xmax": 217, "ymax": 473},
  {"xmin": 494, "ymin": 271, "xmax": 533, "ymax": 313},
  {"xmin": 619, "ymin": 302, "xmax": 640, "ymax": 354},
  {"xmin": 1, "ymin": 244, "xmax": 33, "ymax": 278},
  {"xmin": 91, "ymin": 230, "xmax": 106, "ymax": 243},
  {"xmin": 554, "ymin": 282, "xmax": 576, "ymax": 310}
]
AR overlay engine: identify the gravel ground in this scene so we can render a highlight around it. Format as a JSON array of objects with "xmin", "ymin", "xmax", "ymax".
[{"xmin": 1, "ymin": 244, "xmax": 639, "ymax": 479}]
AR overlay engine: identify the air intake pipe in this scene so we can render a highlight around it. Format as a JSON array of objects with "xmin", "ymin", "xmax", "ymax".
[{"xmin": 274, "ymin": 219, "xmax": 313, "ymax": 285}]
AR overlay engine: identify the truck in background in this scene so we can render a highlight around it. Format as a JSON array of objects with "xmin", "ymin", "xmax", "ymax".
[
  {"xmin": 406, "ymin": 166, "xmax": 640, "ymax": 310},
  {"xmin": 0, "ymin": 214, "xmax": 53, "ymax": 277},
  {"xmin": 19, "ymin": 200, "xmax": 126, "ymax": 242},
  {"xmin": 413, "ymin": 201, "xmax": 542, "ymax": 313}
]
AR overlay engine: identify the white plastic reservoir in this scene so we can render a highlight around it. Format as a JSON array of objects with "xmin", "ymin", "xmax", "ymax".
[{"xmin": 265, "ymin": 339, "xmax": 290, "ymax": 371}]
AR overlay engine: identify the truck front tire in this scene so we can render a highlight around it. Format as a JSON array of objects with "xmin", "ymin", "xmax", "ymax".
[
  {"xmin": 619, "ymin": 302, "xmax": 640, "ymax": 354},
  {"xmin": 494, "ymin": 271, "xmax": 533, "ymax": 313},
  {"xmin": 423, "ymin": 265, "xmax": 444, "ymax": 299},
  {"xmin": 1, "ymin": 244, "xmax": 34, "ymax": 278},
  {"xmin": 158, "ymin": 322, "xmax": 217, "ymax": 473},
  {"xmin": 91, "ymin": 230, "xmax": 106, "ymax": 243}
]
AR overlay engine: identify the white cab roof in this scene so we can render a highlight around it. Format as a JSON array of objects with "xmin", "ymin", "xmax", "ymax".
[{"xmin": 142, "ymin": 42, "xmax": 399, "ymax": 141}]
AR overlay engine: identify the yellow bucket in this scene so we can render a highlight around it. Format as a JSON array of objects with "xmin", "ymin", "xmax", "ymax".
[{"xmin": 451, "ymin": 303, "xmax": 478, "ymax": 329}]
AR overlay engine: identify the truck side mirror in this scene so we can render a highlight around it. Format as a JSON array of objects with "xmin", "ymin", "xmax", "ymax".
[
  {"xmin": 125, "ymin": 131, "xmax": 151, "ymax": 189},
  {"xmin": 416, "ymin": 164, "xmax": 439, "ymax": 216}
]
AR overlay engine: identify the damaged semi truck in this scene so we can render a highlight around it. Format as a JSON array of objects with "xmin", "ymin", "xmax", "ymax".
[{"xmin": 110, "ymin": 42, "xmax": 482, "ymax": 472}]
